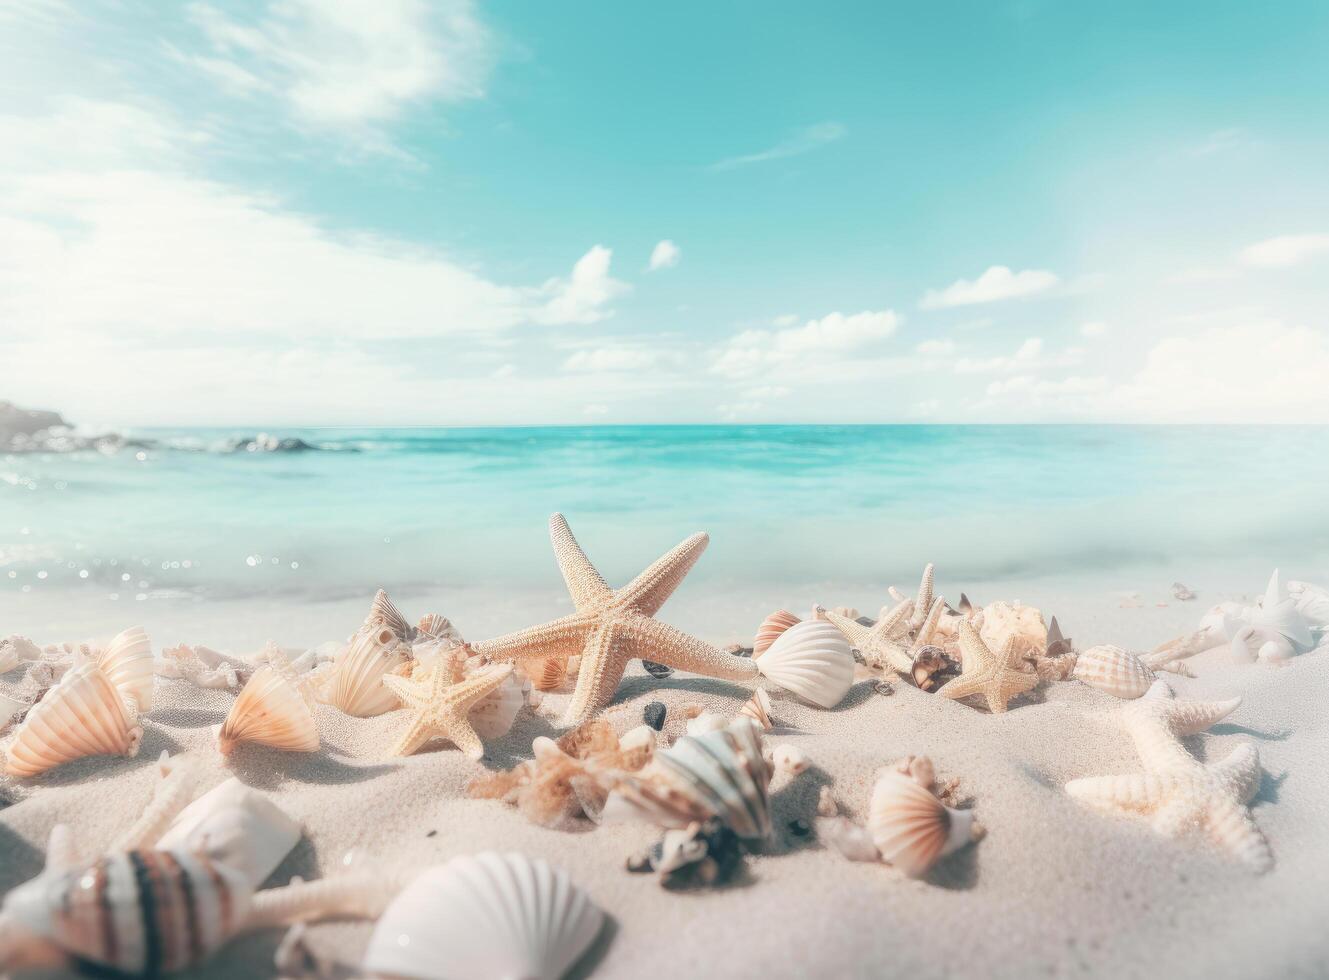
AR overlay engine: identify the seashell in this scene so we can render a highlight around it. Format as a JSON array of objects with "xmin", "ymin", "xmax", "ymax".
[
  {"xmin": 364, "ymin": 589, "xmax": 415, "ymax": 641},
  {"xmin": 754, "ymin": 620, "xmax": 854, "ymax": 709},
  {"xmin": 868, "ymin": 771, "xmax": 979, "ymax": 877},
  {"xmin": 218, "ymin": 649, "xmax": 318, "ymax": 756},
  {"xmin": 158, "ymin": 644, "xmax": 242, "ymax": 690},
  {"xmin": 602, "ymin": 720, "xmax": 773, "ymax": 840},
  {"xmin": 1172, "ymin": 582, "xmax": 1197, "ymax": 601},
  {"xmin": 833, "ymin": 606, "xmax": 860, "ymax": 621},
  {"xmin": 0, "ymin": 635, "xmax": 42, "ymax": 675},
  {"xmin": 362, "ymin": 851, "xmax": 604, "ymax": 980},
  {"xmin": 323, "ymin": 626, "xmax": 412, "ymax": 717},
  {"xmin": 533, "ymin": 656, "xmax": 567, "ymax": 691},
  {"xmin": 3, "ymin": 662, "xmax": 143, "ymax": 777},
  {"xmin": 979, "ymin": 601, "xmax": 1047, "ymax": 660},
  {"xmin": 1288, "ymin": 579, "xmax": 1329, "ymax": 629},
  {"xmin": 1253, "ymin": 569, "xmax": 1314, "ymax": 651},
  {"xmin": 911, "ymin": 645, "xmax": 959, "ymax": 692},
  {"xmin": 1258, "ymin": 639, "xmax": 1295, "ymax": 665},
  {"xmin": 642, "ymin": 659, "xmax": 674, "ymax": 679},
  {"xmin": 737, "ymin": 687, "xmax": 773, "ymax": 731},
  {"xmin": 1045, "ymin": 616, "xmax": 1074, "ymax": 658},
  {"xmin": 415, "ymin": 612, "xmax": 462, "ymax": 644},
  {"xmin": 774, "ymin": 744, "xmax": 809, "ymax": 776},
  {"xmin": 94, "ymin": 626, "xmax": 155, "ymax": 714},
  {"xmin": 753, "ymin": 610, "xmax": 800, "ymax": 658},
  {"xmin": 1073, "ymin": 645, "xmax": 1157, "ymax": 699},
  {"xmin": 686, "ymin": 712, "xmax": 729, "ymax": 736},
  {"xmin": 468, "ymin": 667, "xmax": 529, "ymax": 740},
  {"xmin": 156, "ymin": 778, "xmax": 302, "ymax": 889}
]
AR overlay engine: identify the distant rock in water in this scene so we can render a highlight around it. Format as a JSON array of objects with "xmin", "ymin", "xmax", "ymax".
[
  {"xmin": 220, "ymin": 434, "xmax": 320, "ymax": 454},
  {"xmin": 0, "ymin": 400, "xmax": 140, "ymax": 454},
  {"xmin": 0, "ymin": 400, "xmax": 68, "ymax": 438}
]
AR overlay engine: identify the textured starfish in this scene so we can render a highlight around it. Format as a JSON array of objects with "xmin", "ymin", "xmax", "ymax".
[
  {"xmin": 472, "ymin": 514, "xmax": 759, "ymax": 725},
  {"xmin": 382, "ymin": 660, "xmax": 513, "ymax": 760},
  {"xmin": 1065, "ymin": 689, "xmax": 1271, "ymax": 872},
  {"xmin": 937, "ymin": 620, "xmax": 1038, "ymax": 712},
  {"xmin": 824, "ymin": 603, "xmax": 913, "ymax": 674}
]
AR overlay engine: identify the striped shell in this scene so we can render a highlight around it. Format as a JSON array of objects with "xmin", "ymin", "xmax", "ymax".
[
  {"xmin": 868, "ymin": 771, "xmax": 977, "ymax": 878},
  {"xmin": 737, "ymin": 687, "xmax": 773, "ymax": 731},
  {"xmin": 364, "ymin": 590, "xmax": 414, "ymax": 641},
  {"xmin": 533, "ymin": 656, "xmax": 566, "ymax": 692},
  {"xmin": 753, "ymin": 610, "xmax": 800, "ymax": 658},
  {"xmin": 3, "ymin": 661, "xmax": 143, "ymax": 777},
  {"xmin": 0, "ymin": 848, "xmax": 252, "ymax": 975},
  {"xmin": 1073, "ymin": 645, "xmax": 1156, "ymax": 699},
  {"xmin": 415, "ymin": 612, "xmax": 462, "ymax": 644},
  {"xmin": 755, "ymin": 619, "xmax": 855, "ymax": 709},
  {"xmin": 218, "ymin": 652, "xmax": 318, "ymax": 756},
  {"xmin": 95, "ymin": 626, "xmax": 155, "ymax": 714},
  {"xmin": 323, "ymin": 626, "xmax": 412, "ymax": 717}
]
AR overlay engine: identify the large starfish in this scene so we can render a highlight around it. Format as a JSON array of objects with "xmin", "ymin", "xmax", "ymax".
[
  {"xmin": 472, "ymin": 514, "xmax": 758, "ymax": 725},
  {"xmin": 1065, "ymin": 688, "xmax": 1271, "ymax": 872},
  {"xmin": 382, "ymin": 661, "xmax": 513, "ymax": 760},
  {"xmin": 937, "ymin": 619, "xmax": 1038, "ymax": 712},
  {"xmin": 824, "ymin": 603, "xmax": 913, "ymax": 674}
]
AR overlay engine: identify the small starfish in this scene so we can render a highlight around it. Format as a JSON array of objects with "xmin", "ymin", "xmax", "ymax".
[
  {"xmin": 937, "ymin": 620, "xmax": 1038, "ymax": 713},
  {"xmin": 472, "ymin": 514, "xmax": 758, "ymax": 725},
  {"xmin": 824, "ymin": 603, "xmax": 913, "ymax": 674},
  {"xmin": 1065, "ymin": 689, "xmax": 1271, "ymax": 872},
  {"xmin": 382, "ymin": 659, "xmax": 513, "ymax": 760}
]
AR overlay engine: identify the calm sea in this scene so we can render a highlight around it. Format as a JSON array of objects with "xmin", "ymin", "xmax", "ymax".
[{"xmin": 3, "ymin": 426, "xmax": 1327, "ymax": 607}]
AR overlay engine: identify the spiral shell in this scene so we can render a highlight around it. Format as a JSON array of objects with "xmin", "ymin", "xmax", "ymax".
[
  {"xmin": 3, "ymin": 661, "xmax": 143, "ymax": 777},
  {"xmin": 754, "ymin": 620, "xmax": 855, "ymax": 709},
  {"xmin": 868, "ymin": 771, "xmax": 978, "ymax": 877},
  {"xmin": 323, "ymin": 626, "xmax": 412, "ymax": 717},
  {"xmin": 218, "ymin": 651, "xmax": 318, "ymax": 756},
  {"xmin": 1072, "ymin": 645, "xmax": 1156, "ymax": 699},
  {"xmin": 753, "ymin": 610, "xmax": 800, "ymax": 658}
]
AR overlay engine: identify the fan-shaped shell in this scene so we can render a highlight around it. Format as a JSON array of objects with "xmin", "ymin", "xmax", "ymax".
[
  {"xmin": 737, "ymin": 687, "xmax": 773, "ymax": 731},
  {"xmin": 3, "ymin": 662, "xmax": 143, "ymax": 777},
  {"xmin": 753, "ymin": 610, "xmax": 800, "ymax": 658},
  {"xmin": 362, "ymin": 851, "xmax": 604, "ymax": 980},
  {"xmin": 218, "ymin": 653, "xmax": 318, "ymax": 756},
  {"xmin": 533, "ymin": 656, "xmax": 566, "ymax": 691},
  {"xmin": 415, "ymin": 612, "xmax": 462, "ymax": 644},
  {"xmin": 754, "ymin": 620, "xmax": 854, "ymax": 708},
  {"xmin": 323, "ymin": 626, "xmax": 412, "ymax": 717},
  {"xmin": 95, "ymin": 625, "xmax": 155, "ymax": 713},
  {"xmin": 365, "ymin": 589, "xmax": 414, "ymax": 641},
  {"xmin": 1073, "ymin": 645, "xmax": 1156, "ymax": 699},
  {"xmin": 469, "ymin": 668, "xmax": 529, "ymax": 740},
  {"xmin": 868, "ymin": 771, "xmax": 977, "ymax": 878}
]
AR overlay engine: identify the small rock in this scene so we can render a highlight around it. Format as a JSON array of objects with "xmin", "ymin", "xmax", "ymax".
[
  {"xmin": 851, "ymin": 648, "xmax": 866, "ymax": 666},
  {"xmin": 425, "ymin": 829, "xmax": 437, "ymax": 838},
  {"xmin": 872, "ymin": 680, "xmax": 894, "ymax": 696},
  {"xmin": 626, "ymin": 852, "xmax": 654, "ymax": 873},
  {"xmin": 788, "ymin": 818, "xmax": 811, "ymax": 837},
  {"xmin": 643, "ymin": 702, "xmax": 667, "ymax": 731},
  {"xmin": 642, "ymin": 660, "xmax": 674, "ymax": 679},
  {"xmin": 1171, "ymin": 582, "xmax": 1197, "ymax": 601}
]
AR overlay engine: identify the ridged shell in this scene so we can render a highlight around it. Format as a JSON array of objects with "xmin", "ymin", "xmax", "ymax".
[
  {"xmin": 753, "ymin": 610, "xmax": 800, "ymax": 658},
  {"xmin": 365, "ymin": 589, "xmax": 414, "ymax": 641},
  {"xmin": 218, "ymin": 653, "xmax": 318, "ymax": 756},
  {"xmin": 602, "ymin": 720, "xmax": 773, "ymax": 840},
  {"xmin": 754, "ymin": 620, "xmax": 855, "ymax": 708},
  {"xmin": 533, "ymin": 657, "xmax": 566, "ymax": 692},
  {"xmin": 156, "ymin": 778, "xmax": 302, "ymax": 889},
  {"xmin": 469, "ymin": 669, "xmax": 529, "ymax": 740},
  {"xmin": 737, "ymin": 687, "xmax": 773, "ymax": 731},
  {"xmin": 1073, "ymin": 645, "xmax": 1156, "ymax": 699},
  {"xmin": 415, "ymin": 612, "xmax": 462, "ymax": 644},
  {"xmin": 3, "ymin": 661, "xmax": 143, "ymax": 777},
  {"xmin": 0, "ymin": 849, "xmax": 251, "ymax": 975},
  {"xmin": 96, "ymin": 626, "xmax": 155, "ymax": 713},
  {"xmin": 323, "ymin": 626, "xmax": 412, "ymax": 717},
  {"xmin": 868, "ymin": 771, "xmax": 976, "ymax": 878},
  {"xmin": 362, "ymin": 851, "xmax": 604, "ymax": 980}
]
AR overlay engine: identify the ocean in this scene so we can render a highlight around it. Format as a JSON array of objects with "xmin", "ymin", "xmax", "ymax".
[{"xmin": 3, "ymin": 425, "xmax": 1327, "ymax": 616}]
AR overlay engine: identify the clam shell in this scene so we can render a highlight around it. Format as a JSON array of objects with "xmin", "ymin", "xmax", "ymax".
[
  {"xmin": 737, "ymin": 687, "xmax": 773, "ymax": 731},
  {"xmin": 3, "ymin": 661, "xmax": 143, "ymax": 777},
  {"xmin": 868, "ymin": 771, "xmax": 977, "ymax": 877},
  {"xmin": 755, "ymin": 619, "xmax": 855, "ymax": 708},
  {"xmin": 1073, "ymin": 645, "xmax": 1156, "ymax": 699},
  {"xmin": 218, "ymin": 651, "xmax": 318, "ymax": 756},
  {"xmin": 753, "ymin": 610, "xmax": 800, "ymax": 658},
  {"xmin": 94, "ymin": 625, "xmax": 155, "ymax": 714},
  {"xmin": 156, "ymin": 778, "xmax": 302, "ymax": 889},
  {"xmin": 324, "ymin": 626, "xmax": 412, "ymax": 717},
  {"xmin": 362, "ymin": 851, "xmax": 604, "ymax": 980}
]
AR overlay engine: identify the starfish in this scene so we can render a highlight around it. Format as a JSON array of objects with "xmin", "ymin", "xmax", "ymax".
[
  {"xmin": 472, "ymin": 513, "xmax": 758, "ymax": 725},
  {"xmin": 382, "ymin": 660, "xmax": 513, "ymax": 760},
  {"xmin": 937, "ymin": 620, "xmax": 1038, "ymax": 713},
  {"xmin": 824, "ymin": 602, "xmax": 914, "ymax": 674},
  {"xmin": 1065, "ymin": 688, "xmax": 1271, "ymax": 872}
]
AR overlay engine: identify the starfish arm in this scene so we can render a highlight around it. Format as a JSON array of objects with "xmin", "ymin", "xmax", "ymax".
[
  {"xmin": 620, "ymin": 614, "xmax": 760, "ymax": 683},
  {"xmin": 910, "ymin": 564, "xmax": 935, "ymax": 628},
  {"xmin": 1065, "ymin": 773, "xmax": 1168, "ymax": 814},
  {"xmin": 549, "ymin": 513, "xmax": 613, "ymax": 613},
  {"xmin": 877, "ymin": 600, "xmax": 913, "ymax": 640},
  {"xmin": 1165, "ymin": 697, "xmax": 1243, "ymax": 737},
  {"xmin": 955, "ymin": 620, "xmax": 996, "ymax": 674},
  {"xmin": 616, "ymin": 532, "xmax": 709, "ymax": 616},
  {"xmin": 471, "ymin": 612, "xmax": 592, "ymax": 663},
  {"xmin": 1125, "ymin": 715, "xmax": 1201, "ymax": 774},
  {"xmin": 1205, "ymin": 796, "xmax": 1273, "ymax": 872},
  {"xmin": 381, "ymin": 671, "xmax": 425, "ymax": 707},
  {"xmin": 563, "ymin": 621, "xmax": 632, "ymax": 725},
  {"xmin": 390, "ymin": 716, "xmax": 435, "ymax": 757},
  {"xmin": 937, "ymin": 672, "xmax": 984, "ymax": 704},
  {"xmin": 441, "ymin": 710, "xmax": 487, "ymax": 761},
  {"xmin": 1151, "ymin": 795, "xmax": 1202, "ymax": 838},
  {"xmin": 1210, "ymin": 742, "xmax": 1263, "ymax": 804},
  {"xmin": 824, "ymin": 608, "xmax": 871, "ymax": 648},
  {"xmin": 912, "ymin": 596, "xmax": 947, "ymax": 649}
]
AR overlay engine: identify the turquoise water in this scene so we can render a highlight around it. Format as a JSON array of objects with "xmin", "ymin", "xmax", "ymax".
[{"xmin": 2, "ymin": 426, "xmax": 1327, "ymax": 605}]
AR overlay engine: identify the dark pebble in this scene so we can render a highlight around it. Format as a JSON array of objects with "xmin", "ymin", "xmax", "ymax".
[
  {"xmin": 626, "ymin": 852, "xmax": 654, "ymax": 873},
  {"xmin": 643, "ymin": 701, "xmax": 667, "ymax": 730},
  {"xmin": 788, "ymin": 819, "xmax": 811, "ymax": 837},
  {"xmin": 642, "ymin": 660, "xmax": 674, "ymax": 679},
  {"xmin": 426, "ymin": 829, "xmax": 437, "ymax": 838}
]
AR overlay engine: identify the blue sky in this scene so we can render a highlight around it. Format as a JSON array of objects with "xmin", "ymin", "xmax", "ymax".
[{"xmin": 1, "ymin": 0, "xmax": 1327, "ymax": 424}]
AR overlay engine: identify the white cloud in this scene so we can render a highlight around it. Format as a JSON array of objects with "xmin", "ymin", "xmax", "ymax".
[
  {"xmin": 530, "ymin": 246, "xmax": 628, "ymax": 326},
  {"xmin": 648, "ymin": 239, "xmax": 680, "ymax": 271},
  {"xmin": 954, "ymin": 337, "xmax": 1075, "ymax": 374},
  {"xmin": 915, "ymin": 338, "xmax": 956, "ymax": 356},
  {"xmin": 920, "ymin": 265, "xmax": 1059, "ymax": 309},
  {"xmin": 1080, "ymin": 321, "xmax": 1108, "ymax": 338},
  {"xmin": 1239, "ymin": 233, "xmax": 1329, "ymax": 269},
  {"xmin": 563, "ymin": 347, "xmax": 658, "ymax": 373},
  {"xmin": 712, "ymin": 310, "xmax": 899, "ymax": 379},
  {"xmin": 709, "ymin": 122, "xmax": 846, "ymax": 172}
]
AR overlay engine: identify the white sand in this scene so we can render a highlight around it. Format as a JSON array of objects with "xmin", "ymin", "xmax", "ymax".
[{"xmin": 2, "ymin": 575, "xmax": 1327, "ymax": 979}]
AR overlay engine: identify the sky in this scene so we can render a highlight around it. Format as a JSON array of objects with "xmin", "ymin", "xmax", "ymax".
[{"xmin": 1, "ymin": 0, "xmax": 1328, "ymax": 426}]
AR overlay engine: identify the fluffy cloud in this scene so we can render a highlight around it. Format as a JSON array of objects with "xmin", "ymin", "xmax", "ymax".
[
  {"xmin": 920, "ymin": 265, "xmax": 1059, "ymax": 309},
  {"xmin": 712, "ymin": 310, "xmax": 898, "ymax": 379},
  {"xmin": 530, "ymin": 246, "xmax": 629, "ymax": 326},
  {"xmin": 1239, "ymin": 233, "xmax": 1329, "ymax": 269},
  {"xmin": 953, "ymin": 337, "xmax": 1079, "ymax": 374},
  {"xmin": 648, "ymin": 239, "xmax": 681, "ymax": 271}
]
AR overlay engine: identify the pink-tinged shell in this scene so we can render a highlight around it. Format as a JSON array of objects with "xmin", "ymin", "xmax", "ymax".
[
  {"xmin": 533, "ymin": 656, "xmax": 567, "ymax": 692},
  {"xmin": 737, "ymin": 688, "xmax": 773, "ymax": 731},
  {"xmin": 415, "ymin": 612, "xmax": 462, "ymax": 644},
  {"xmin": 95, "ymin": 626, "xmax": 155, "ymax": 713},
  {"xmin": 3, "ymin": 662, "xmax": 143, "ymax": 777},
  {"xmin": 753, "ymin": 610, "xmax": 801, "ymax": 658},
  {"xmin": 868, "ymin": 771, "xmax": 977, "ymax": 878},
  {"xmin": 1072, "ymin": 645, "xmax": 1156, "ymax": 699},
  {"xmin": 218, "ymin": 652, "xmax": 318, "ymax": 756},
  {"xmin": 323, "ymin": 626, "xmax": 411, "ymax": 717}
]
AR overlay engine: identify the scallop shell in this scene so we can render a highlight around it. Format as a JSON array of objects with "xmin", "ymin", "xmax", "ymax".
[
  {"xmin": 3, "ymin": 661, "xmax": 143, "ymax": 777},
  {"xmin": 1254, "ymin": 569, "xmax": 1314, "ymax": 651},
  {"xmin": 737, "ymin": 687, "xmax": 773, "ymax": 731},
  {"xmin": 868, "ymin": 771, "xmax": 978, "ymax": 877},
  {"xmin": 533, "ymin": 656, "xmax": 567, "ymax": 692},
  {"xmin": 755, "ymin": 619, "xmax": 855, "ymax": 708},
  {"xmin": 753, "ymin": 610, "xmax": 800, "ymax": 658},
  {"xmin": 468, "ymin": 666, "xmax": 529, "ymax": 740},
  {"xmin": 95, "ymin": 625, "xmax": 155, "ymax": 713},
  {"xmin": 364, "ymin": 589, "xmax": 414, "ymax": 641},
  {"xmin": 601, "ymin": 720, "xmax": 773, "ymax": 840},
  {"xmin": 323, "ymin": 626, "xmax": 412, "ymax": 717},
  {"xmin": 362, "ymin": 851, "xmax": 604, "ymax": 980},
  {"xmin": 415, "ymin": 612, "xmax": 462, "ymax": 644},
  {"xmin": 1072, "ymin": 645, "xmax": 1156, "ymax": 699},
  {"xmin": 218, "ymin": 651, "xmax": 318, "ymax": 756},
  {"xmin": 156, "ymin": 778, "xmax": 302, "ymax": 889}
]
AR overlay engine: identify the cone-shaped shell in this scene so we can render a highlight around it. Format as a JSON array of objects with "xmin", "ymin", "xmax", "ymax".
[
  {"xmin": 3, "ymin": 662, "xmax": 143, "ymax": 777},
  {"xmin": 95, "ymin": 626, "xmax": 154, "ymax": 713},
  {"xmin": 868, "ymin": 771, "xmax": 977, "ymax": 878},
  {"xmin": 753, "ymin": 610, "xmax": 800, "ymax": 658},
  {"xmin": 362, "ymin": 851, "xmax": 604, "ymax": 980},
  {"xmin": 755, "ymin": 619, "xmax": 854, "ymax": 709},
  {"xmin": 1073, "ymin": 645, "xmax": 1156, "ymax": 699},
  {"xmin": 737, "ymin": 687, "xmax": 773, "ymax": 731},
  {"xmin": 323, "ymin": 626, "xmax": 412, "ymax": 717},
  {"xmin": 218, "ymin": 653, "xmax": 318, "ymax": 756}
]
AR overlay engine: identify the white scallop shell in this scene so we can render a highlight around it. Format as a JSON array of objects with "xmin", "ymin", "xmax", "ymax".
[
  {"xmin": 468, "ymin": 667, "xmax": 529, "ymax": 740},
  {"xmin": 218, "ymin": 651, "xmax": 318, "ymax": 755},
  {"xmin": 362, "ymin": 851, "xmax": 604, "ymax": 980},
  {"xmin": 95, "ymin": 625, "xmax": 155, "ymax": 713},
  {"xmin": 1072, "ymin": 645, "xmax": 1157, "ymax": 699},
  {"xmin": 754, "ymin": 619, "xmax": 855, "ymax": 708},
  {"xmin": 415, "ymin": 612, "xmax": 463, "ymax": 644},
  {"xmin": 3, "ymin": 661, "xmax": 143, "ymax": 777},
  {"xmin": 868, "ymin": 771, "xmax": 977, "ymax": 878},
  {"xmin": 1288, "ymin": 579, "xmax": 1329, "ymax": 629},
  {"xmin": 156, "ymin": 778, "xmax": 302, "ymax": 889},
  {"xmin": 323, "ymin": 626, "xmax": 412, "ymax": 717}
]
